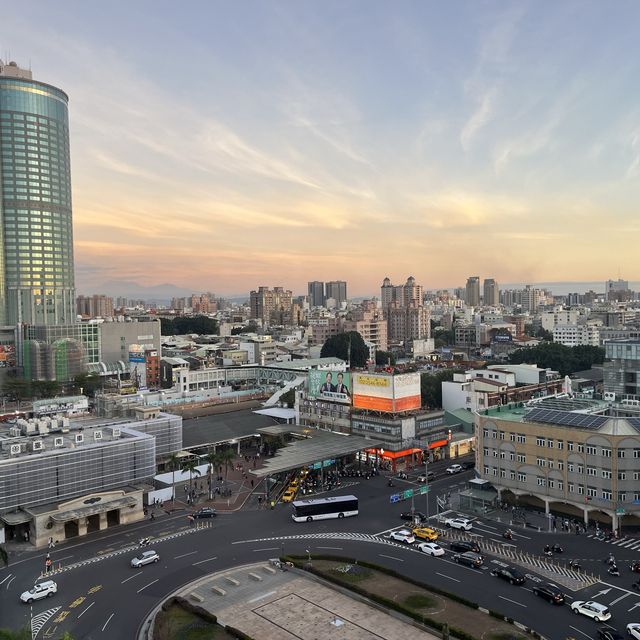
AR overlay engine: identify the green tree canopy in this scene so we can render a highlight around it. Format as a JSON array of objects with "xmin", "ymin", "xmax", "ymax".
[
  {"xmin": 375, "ymin": 350, "xmax": 396, "ymax": 366},
  {"xmin": 508, "ymin": 343, "xmax": 605, "ymax": 376},
  {"xmin": 420, "ymin": 369, "xmax": 459, "ymax": 408},
  {"xmin": 231, "ymin": 323, "xmax": 258, "ymax": 335},
  {"xmin": 320, "ymin": 332, "xmax": 369, "ymax": 368},
  {"xmin": 161, "ymin": 316, "xmax": 218, "ymax": 336}
]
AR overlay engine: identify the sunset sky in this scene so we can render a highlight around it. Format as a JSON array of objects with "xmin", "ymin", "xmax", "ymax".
[{"xmin": 3, "ymin": 1, "xmax": 640, "ymax": 296}]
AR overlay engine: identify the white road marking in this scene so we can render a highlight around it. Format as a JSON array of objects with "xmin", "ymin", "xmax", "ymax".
[
  {"xmin": 436, "ymin": 572, "xmax": 460, "ymax": 582},
  {"xmin": 498, "ymin": 595, "xmax": 526, "ymax": 608},
  {"xmin": 77, "ymin": 601, "xmax": 94, "ymax": 618},
  {"xmin": 0, "ymin": 574, "xmax": 12, "ymax": 586},
  {"xmin": 121, "ymin": 572, "xmax": 142, "ymax": 584},
  {"xmin": 51, "ymin": 555, "xmax": 74, "ymax": 563},
  {"xmin": 379, "ymin": 554, "xmax": 404, "ymax": 562},
  {"xmin": 192, "ymin": 556, "xmax": 218, "ymax": 566},
  {"xmin": 609, "ymin": 592, "xmax": 631, "ymax": 606},
  {"xmin": 137, "ymin": 579, "xmax": 159, "ymax": 593},
  {"xmin": 5, "ymin": 576, "xmax": 15, "ymax": 590},
  {"xmin": 248, "ymin": 590, "xmax": 277, "ymax": 604},
  {"xmin": 102, "ymin": 613, "xmax": 115, "ymax": 632},
  {"xmin": 317, "ymin": 546, "xmax": 343, "ymax": 550},
  {"xmin": 173, "ymin": 551, "xmax": 198, "ymax": 559},
  {"xmin": 374, "ymin": 525, "xmax": 402, "ymax": 536},
  {"xmin": 569, "ymin": 625, "xmax": 593, "ymax": 639},
  {"xmin": 252, "ymin": 547, "xmax": 280, "ymax": 552}
]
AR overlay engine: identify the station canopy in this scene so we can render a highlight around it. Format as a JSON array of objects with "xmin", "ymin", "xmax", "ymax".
[{"xmin": 250, "ymin": 425, "xmax": 383, "ymax": 478}]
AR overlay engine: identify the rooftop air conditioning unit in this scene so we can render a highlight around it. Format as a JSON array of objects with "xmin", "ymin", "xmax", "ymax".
[
  {"xmin": 54, "ymin": 437, "xmax": 64, "ymax": 448},
  {"xmin": 94, "ymin": 431, "xmax": 102, "ymax": 441},
  {"xmin": 604, "ymin": 391, "xmax": 616, "ymax": 402},
  {"xmin": 9, "ymin": 427, "xmax": 20, "ymax": 438},
  {"xmin": 31, "ymin": 440, "xmax": 44, "ymax": 451},
  {"xmin": 111, "ymin": 428, "xmax": 121, "ymax": 438},
  {"xmin": 10, "ymin": 444, "xmax": 21, "ymax": 455},
  {"xmin": 75, "ymin": 433, "xmax": 84, "ymax": 444}
]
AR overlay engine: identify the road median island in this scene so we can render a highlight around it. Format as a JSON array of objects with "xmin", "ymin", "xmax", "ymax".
[
  {"xmin": 283, "ymin": 554, "xmax": 546, "ymax": 640},
  {"xmin": 153, "ymin": 596, "xmax": 252, "ymax": 639}
]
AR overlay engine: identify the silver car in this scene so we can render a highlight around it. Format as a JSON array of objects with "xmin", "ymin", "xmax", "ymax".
[{"xmin": 130, "ymin": 549, "xmax": 160, "ymax": 568}]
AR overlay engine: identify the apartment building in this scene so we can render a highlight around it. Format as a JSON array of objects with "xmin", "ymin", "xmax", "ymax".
[{"xmin": 476, "ymin": 403, "xmax": 640, "ymax": 530}]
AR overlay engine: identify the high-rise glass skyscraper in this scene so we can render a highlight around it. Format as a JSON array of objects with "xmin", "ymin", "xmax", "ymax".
[{"xmin": 0, "ymin": 60, "xmax": 75, "ymax": 325}]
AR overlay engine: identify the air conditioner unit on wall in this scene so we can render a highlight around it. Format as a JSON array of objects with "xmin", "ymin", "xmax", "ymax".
[
  {"xmin": 10, "ymin": 444, "xmax": 21, "ymax": 455},
  {"xmin": 75, "ymin": 433, "xmax": 84, "ymax": 444},
  {"xmin": 54, "ymin": 437, "xmax": 64, "ymax": 448},
  {"xmin": 31, "ymin": 440, "xmax": 43, "ymax": 451},
  {"xmin": 94, "ymin": 431, "xmax": 102, "ymax": 441}
]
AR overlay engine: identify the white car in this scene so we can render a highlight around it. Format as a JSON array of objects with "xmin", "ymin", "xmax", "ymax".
[
  {"xmin": 570, "ymin": 600, "xmax": 611, "ymax": 622},
  {"xmin": 20, "ymin": 580, "xmax": 57, "ymax": 603},
  {"xmin": 417, "ymin": 542, "xmax": 445, "ymax": 557},
  {"xmin": 389, "ymin": 529, "xmax": 416, "ymax": 544},
  {"xmin": 627, "ymin": 623, "xmax": 640, "ymax": 639},
  {"xmin": 445, "ymin": 517, "xmax": 473, "ymax": 531},
  {"xmin": 446, "ymin": 464, "xmax": 463, "ymax": 474},
  {"xmin": 130, "ymin": 549, "xmax": 160, "ymax": 568}
]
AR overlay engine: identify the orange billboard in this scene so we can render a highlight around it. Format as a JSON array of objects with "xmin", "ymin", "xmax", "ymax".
[
  {"xmin": 353, "ymin": 394, "xmax": 421, "ymax": 412},
  {"xmin": 352, "ymin": 371, "xmax": 421, "ymax": 412}
]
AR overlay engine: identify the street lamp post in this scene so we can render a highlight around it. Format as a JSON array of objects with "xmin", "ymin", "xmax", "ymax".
[{"xmin": 425, "ymin": 451, "xmax": 430, "ymax": 520}]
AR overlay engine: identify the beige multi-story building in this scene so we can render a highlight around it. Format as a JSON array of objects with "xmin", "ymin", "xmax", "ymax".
[
  {"xmin": 476, "ymin": 403, "xmax": 640, "ymax": 530},
  {"xmin": 76, "ymin": 295, "xmax": 114, "ymax": 319},
  {"xmin": 249, "ymin": 286, "xmax": 293, "ymax": 326},
  {"xmin": 343, "ymin": 308, "xmax": 388, "ymax": 352},
  {"xmin": 191, "ymin": 293, "xmax": 216, "ymax": 314},
  {"xmin": 386, "ymin": 303, "xmax": 430, "ymax": 344},
  {"xmin": 380, "ymin": 276, "xmax": 423, "ymax": 308}
]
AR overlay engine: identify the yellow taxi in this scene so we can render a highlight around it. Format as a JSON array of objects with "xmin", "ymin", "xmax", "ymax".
[
  {"xmin": 281, "ymin": 488, "xmax": 297, "ymax": 503},
  {"xmin": 412, "ymin": 526, "xmax": 439, "ymax": 541},
  {"xmin": 290, "ymin": 478, "xmax": 300, "ymax": 488}
]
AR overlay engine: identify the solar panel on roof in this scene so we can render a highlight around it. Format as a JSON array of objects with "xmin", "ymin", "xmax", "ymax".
[{"xmin": 525, "ymin": 407, "xmax": 607, "ymax": 429}]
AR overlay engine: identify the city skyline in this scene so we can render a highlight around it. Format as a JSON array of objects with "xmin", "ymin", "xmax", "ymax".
[{"xmin": 3, "ymin": 2, "xmax": 640, "ymax": 296}]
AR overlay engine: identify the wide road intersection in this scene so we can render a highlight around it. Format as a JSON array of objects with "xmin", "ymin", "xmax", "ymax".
[{"xmin": 2, "ymin": 464, "xmax": 640, "ymax": 640}]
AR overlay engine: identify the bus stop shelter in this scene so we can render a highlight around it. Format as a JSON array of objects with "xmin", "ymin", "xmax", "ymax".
[{"xmin": 250, "ymin": 425, "xmax": 383, "ymax": 479}]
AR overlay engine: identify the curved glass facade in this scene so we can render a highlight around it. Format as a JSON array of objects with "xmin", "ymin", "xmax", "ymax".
[{"xmin": 0, "ymin": 75, "xmax": 75, "ymax": 325}]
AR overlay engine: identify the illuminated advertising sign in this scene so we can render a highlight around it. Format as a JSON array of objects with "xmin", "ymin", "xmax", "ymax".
[
  {"xmin": 307, "ymin": 369, "xmax": 351, "ymax": 404},
  {"xmin": 353, "ymin": 372, "xmax": 421, "ymax": 412}
]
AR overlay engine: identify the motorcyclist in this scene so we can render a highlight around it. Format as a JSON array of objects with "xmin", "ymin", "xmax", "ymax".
[{"xmin": 503, "ymin": 529, "xmax": 513, "ymax": 539}]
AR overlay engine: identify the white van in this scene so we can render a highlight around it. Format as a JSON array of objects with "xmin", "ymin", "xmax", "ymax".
[{"xmin": 20, "ymin": 580, "xmax": 57, "ymax": 603}]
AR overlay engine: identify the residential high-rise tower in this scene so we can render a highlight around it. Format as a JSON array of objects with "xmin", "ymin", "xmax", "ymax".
[
  {"xmin": 307, "ymin": 281, "xmax": 325, "ymax": 307},
  {"xmin": 0, "ymin": 60, "xmax": 75, "ymax": 325},
  {"xmin": 465, "ymin": 276, "xmax": 480, "ymax": 307}
]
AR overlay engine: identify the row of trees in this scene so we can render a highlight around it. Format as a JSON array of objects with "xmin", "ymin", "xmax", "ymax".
[
  {"xmin": 2, "ymin": 373, "xmax": 104, "ymax": 402},
  {"xmin": 160, "ymin": 315, "xmax": 218, "ymax": 336},
  {"xmin": 320, "ymin": 332, "xmax": 369, "ymax": 367},
  {"xmin": 508, "ymin": 342, "xmax": 605, "ymax": 376}
]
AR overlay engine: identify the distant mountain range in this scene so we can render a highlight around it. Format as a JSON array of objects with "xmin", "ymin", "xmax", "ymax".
[{"xmin": 76, "ymin": 280, "xmax": 249, "ymax": 304}]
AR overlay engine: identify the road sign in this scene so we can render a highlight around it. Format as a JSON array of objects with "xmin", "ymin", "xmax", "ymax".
[
  {"xmin": 419, "ymin": 486, "xmax": 429, "ymax": 495},
  {"xmin": 403, "ymin": 489, "xmax": 413, "ymax": 499},
  {"xmin": 616, "ymin": 507, "xmax": 625, "ymax": 515},
  {"xmin": 390, "ymin": 493, "xmax": 401, "ymax": 504}
]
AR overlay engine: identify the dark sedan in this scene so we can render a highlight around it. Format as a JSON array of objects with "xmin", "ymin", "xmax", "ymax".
[
  {"xmin": 191, "ymin": 507, "xmax": 217, "ymax": 519},
  {"xmin": 490, "ymin": 567, "xmax": 525, "ymax": 585},
  {"xmin": 532, "ymin": 583, "xmax": 565, "ymax": 605}
]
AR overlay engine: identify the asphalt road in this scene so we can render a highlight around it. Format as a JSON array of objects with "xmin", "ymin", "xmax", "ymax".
[{"xmin": 2, "ymin": 464, "xmax": 640, "ymax": 640}]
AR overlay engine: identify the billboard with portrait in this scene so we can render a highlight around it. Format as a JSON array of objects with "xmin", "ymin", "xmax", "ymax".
[{"xmin": 307, "ymin": 369, "xmax": 351, "ymax": 404}]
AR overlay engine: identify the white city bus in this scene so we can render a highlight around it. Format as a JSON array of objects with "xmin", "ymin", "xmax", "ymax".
[{"xmin": 291, "ymin": 495, "xmax": 359, "ymax": 522}]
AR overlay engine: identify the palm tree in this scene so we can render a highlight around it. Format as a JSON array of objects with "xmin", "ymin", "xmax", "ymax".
[
  {"xmin": 168, "ymin": 453, "xmax": 181, "ymax": 503},
  {"xmin": 218, "ymin": 447, "xmax": 236, "ymax": 482},
  {"xmin": 204, "ymin": 450, "xmax": 222, "ymax": 500},
  {"xmin": 180, "ymin": 458, "xmax": 202, "ymax": 500},
  {"xmin": 0, "ymin": 544, "xmax": 8, "ymax": 568}
]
